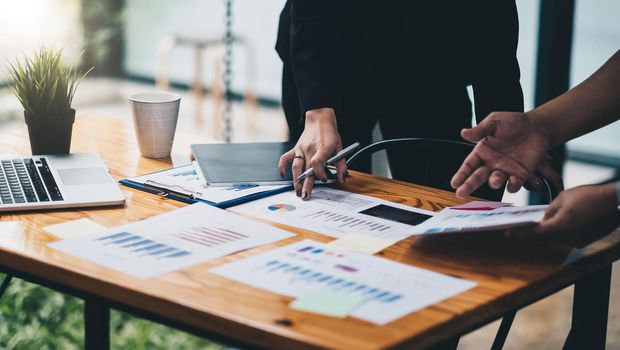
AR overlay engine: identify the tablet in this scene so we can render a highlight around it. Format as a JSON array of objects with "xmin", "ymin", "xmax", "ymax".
[{"xmin": 191, "ymin": 142, "xmax": 337, "ymax": 186}]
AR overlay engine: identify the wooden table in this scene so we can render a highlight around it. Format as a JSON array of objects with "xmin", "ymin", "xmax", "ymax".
[{"xmin": 0, "ymin": 115, "xmax": 617, "ymax": 350}]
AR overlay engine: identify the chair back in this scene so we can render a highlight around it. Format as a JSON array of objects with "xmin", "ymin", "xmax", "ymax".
[{"xmin": 347, "ymin": 138, "xmax": 556, "ymax": 203}]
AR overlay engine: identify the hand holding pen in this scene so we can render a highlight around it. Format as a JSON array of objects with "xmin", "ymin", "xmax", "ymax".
[
  {"xmin": 278, "ymin": 115, "xmax": 360, "ymax": 201},
  {"xmin": 296, "ymin": 142, "xmax": 361, "ymax": 182}
]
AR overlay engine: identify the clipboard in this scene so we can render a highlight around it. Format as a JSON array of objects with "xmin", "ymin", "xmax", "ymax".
[{"xmin": 119, "ymin": 165, "xmax": 293, "ymax": 208}]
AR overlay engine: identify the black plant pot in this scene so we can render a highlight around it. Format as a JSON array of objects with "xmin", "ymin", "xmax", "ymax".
[{"xmin": 24, "ymin": 108, "xmax": 76, "ymax": 155}]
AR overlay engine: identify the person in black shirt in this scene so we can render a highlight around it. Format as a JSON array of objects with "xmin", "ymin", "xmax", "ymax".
[{"xmin": 276, "ymin": 0, "xmax": 524, "ymax": 200}]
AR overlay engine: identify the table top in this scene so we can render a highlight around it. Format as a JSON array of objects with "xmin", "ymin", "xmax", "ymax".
[{"xmin": 1, "ymin": 115, "xmax": 619, "ymax": 350}]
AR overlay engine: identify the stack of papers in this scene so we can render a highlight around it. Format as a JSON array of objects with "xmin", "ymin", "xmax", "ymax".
[
  {"xmin": 121, "ymin": 164, "xmax": 290, "ymax": 207},
  {"xmin": 49, "ymin": 203, "xmax": 294, "ymax": 278}
]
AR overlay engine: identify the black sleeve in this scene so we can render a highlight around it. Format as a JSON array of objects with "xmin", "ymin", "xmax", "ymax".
[
  {"xmin": 289, "ymin": 0, "xmax": 343, "ymax": 119},
  {"xmin": 467, "ymin": 0, "xmax": 524, "ymax": 121}
]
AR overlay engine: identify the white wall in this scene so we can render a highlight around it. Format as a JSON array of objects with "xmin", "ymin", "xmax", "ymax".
[
  {"xmin": 567, "ymin": 0, "xmax": 620, "ymax": 159},
  {"xmin": 0, "ymin": 0, "xmax": 82, "ymax": 81},
  {"xmin": 123, "ymin": 0, "xmax": 286, "ymax": 100}
]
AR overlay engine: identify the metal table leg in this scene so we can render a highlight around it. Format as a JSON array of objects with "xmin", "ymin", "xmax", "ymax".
[
  {"xmin": 0, "ymin": 274, "xmax": 12, "ymax": 298},
  {"xmin": 563, "ymin": 265, "xmax": 612, "ymax": 350},
  {"xmin": 84, "ymin": 297, "xmax": 110, "ymax": 350},
  {"xmin": 491, "ymin": 311, "xmax": 517, "ymax": 350},
  {"xmin": 427, "ymin": 337, "xmax": 459, "ymax": 350}
]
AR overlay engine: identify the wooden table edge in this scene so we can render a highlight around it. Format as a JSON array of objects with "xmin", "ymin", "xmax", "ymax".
[
  {"xmin": 388, "ymin": 240, "xmax": 620, "ymax": 350},
  {"xmin": 0, "ymin": 247, "xmax": 328, "ymax": 350}
]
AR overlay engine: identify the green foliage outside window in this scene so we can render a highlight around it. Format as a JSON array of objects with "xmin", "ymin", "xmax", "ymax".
[{"xmin": 0, "ymin": 274, "xmax": 226, "ymax": 350}]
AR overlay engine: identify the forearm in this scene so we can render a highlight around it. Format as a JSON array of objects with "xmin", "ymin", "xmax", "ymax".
[
  {"xmin": 290, "ymin": 0, "xmax": 342, "ymax": 116},
  {"xmin": 305, "ymin": 108, "xmax": 337, "ymax": 127},
  {"xmin": 528, "ymin": 50, "xmax": 620, "ymax": 147}
]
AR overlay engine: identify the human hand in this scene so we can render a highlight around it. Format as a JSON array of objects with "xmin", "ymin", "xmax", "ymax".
[
  {"xmin": 507, "ymin": 183, "xmax": 620, "ymax": 247},
  {"xmin": 522, "ymin": 156, "xmax": 564, "ymax": 195},
  {"xmin": 278, "ymin": 108, "xmax": 346, "ymax": 200},
  {"xmin": 450, "ymin": 111, "xmax": 552, "ymax": 198}
]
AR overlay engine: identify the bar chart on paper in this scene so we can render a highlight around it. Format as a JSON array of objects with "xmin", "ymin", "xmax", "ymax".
[
  {"xmin": 210, "ymin": 240, "xmax": 476, "ymax": 324},
  {"xmin": 97, "ymin": 232, "xmax": 191, "ymax": 260},
  {"xmin": 231, "ymin": 188, "xmax": 434, "ymax": 242},
  {"xmin": 302, "ymin": 210, "xmax": 395, "ymax": 233},
  {"xmin": 49, "ymin": 203, "xmax": 294, "ymax": 278},
  {"xmin": 172, "ymin": 226, "xmax": 250, "ymax": 247},
  {"xmin": 125, "ymin": 164, "xmax": 290, "ymax": 204}
]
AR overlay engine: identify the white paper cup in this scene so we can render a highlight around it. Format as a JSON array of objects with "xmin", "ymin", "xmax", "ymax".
[{"xmin": 129, "ymin": 92, "xmax": 181, "ymax": 158}]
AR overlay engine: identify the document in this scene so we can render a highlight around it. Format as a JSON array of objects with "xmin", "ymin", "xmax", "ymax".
[
  {"xmin": 0, "ymin": 221, "xmax": 21, "ymax": 236},
  {"xmin": 126, "ymin": 164, "xmax": 289, "ymax": 204},
  {"xmin": 230, "ymin": 188, "xmax": 434, "ymax": 243},
  {"xmin": 210, "ymin": 239, "xmax": 476, "ymax": 324},
  {"xmin": 413, "ymin": 205, "xmax": 548, "ymax": 235},
  {"xmin": 451, "ymin": 201, "xmax": 512, "ymax": 211},
  {"xmin": 327, "ymin": 234, "xmax": 393, "ymax": 255},
  {"xmin": 44, "ymin": 219, "xmax": 106, "ymax": 240},
  {"xmin": 49, "ymin": 203, "xmax": 294, "ymax": 278}
]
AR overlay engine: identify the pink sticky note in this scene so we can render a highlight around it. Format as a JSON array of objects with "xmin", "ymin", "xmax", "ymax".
[{"xmin": 451, "ymin": 201, "xmax": 512, "ymax": 211}]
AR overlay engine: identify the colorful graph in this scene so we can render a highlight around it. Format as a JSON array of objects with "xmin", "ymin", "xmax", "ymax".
[
  {"xmin": 96, "ymin": 232, "xmax": 191, "ymax": 259},
  {"xmin": 268, "ymin": 203, "xmax": 296, "ymax": 212},
  {"xmin": 171, "ymin": 169, "xmax": 197, "ymax": 177},
  {"xmin": 258, "ymin": 259, "xmax": 402, "ymax": 304},
  {"xmin": 173, "ymin": 226, "xmax": 248, "ymax": 247},
  {"xmin": 226, "ymin": 183, "xmax": 259, "ymax": 192},
  {"xmin": 302, "ymin": 210, "xmax": 393, "ymax": 232}
]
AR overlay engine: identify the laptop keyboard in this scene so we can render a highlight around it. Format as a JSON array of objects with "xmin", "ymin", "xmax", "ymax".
[{"xmin": 0, "ymin": 158, "xmax": 63, "ymax": 205}]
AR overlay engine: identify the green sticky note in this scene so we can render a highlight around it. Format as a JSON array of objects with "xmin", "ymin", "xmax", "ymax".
[
  {"xmin": 290, "ymin": 289, "xmax": 366, "ymax": 318},
  {"xmin": 44, "ymin": 218, "xmax": 106, "ymax": 240}
]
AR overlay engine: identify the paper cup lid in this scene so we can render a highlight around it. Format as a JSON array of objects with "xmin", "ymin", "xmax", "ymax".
[{"xmin": 129, "ymin": 92, "xmax": 181, "ymax": 103}]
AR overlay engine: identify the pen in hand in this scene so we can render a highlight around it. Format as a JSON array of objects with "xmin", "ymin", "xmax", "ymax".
[{"xmin": 296, "ymin": 142, "xmax": 361, "ymax": 182}]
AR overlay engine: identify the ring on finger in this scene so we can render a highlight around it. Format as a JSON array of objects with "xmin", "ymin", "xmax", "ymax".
[{"xmin": 294, "ymin": 154, "xmax": 305, "ymax": 161}]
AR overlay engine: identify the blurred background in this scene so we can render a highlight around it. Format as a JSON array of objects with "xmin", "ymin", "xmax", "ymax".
[{"xmin": 0, "ymin": 0, "xmax": 619, "ymax": 349}]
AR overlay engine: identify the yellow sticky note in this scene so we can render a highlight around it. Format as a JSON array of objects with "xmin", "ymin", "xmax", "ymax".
[
  {"xmin": 290, "ymin": 289, "xmax": 366, "ymax": 317},
  {"xmin": 44, "ymin": 219, "xmax": 106, "ymax": 240},
  {"xmin": 327, "ymin": 234, "xmax": 394, "ymax": 254}
]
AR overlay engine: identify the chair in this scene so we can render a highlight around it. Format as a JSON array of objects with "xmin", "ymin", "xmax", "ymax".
[
  {"xmin": 347, "ymin": 137, "xmax": 559, "ymax": 202},
  {"xmin": 347, "ymin": 137, "xmax": 559, "ymax": 349},
  {"xmin": 156, "ymin": 34, "xmax": 258, "ymax": 141}
]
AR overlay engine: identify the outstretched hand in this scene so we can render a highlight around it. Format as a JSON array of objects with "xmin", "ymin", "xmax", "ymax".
[
  {"xmin": 278, "ymin": 108, "xmax": 347, "ymax": 200},
  {"xmin": 450, "ymin": 112, "xmax": 555, "ymax": 198},
  {"xmin": 506, "ymin": 184, "xmax": 620, "ymax": 247}
]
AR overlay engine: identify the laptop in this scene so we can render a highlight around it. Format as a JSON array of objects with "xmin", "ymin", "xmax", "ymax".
[{"xmin": 0, "ymin": 153, "xmax": 125, "ymax": 212}]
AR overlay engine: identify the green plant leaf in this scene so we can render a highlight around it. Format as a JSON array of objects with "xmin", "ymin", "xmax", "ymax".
[{"xmin": 5, "ymin": 46, "xmax": 92, "ymax": 117}]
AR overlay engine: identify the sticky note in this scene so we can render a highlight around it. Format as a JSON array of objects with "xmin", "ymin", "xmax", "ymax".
[
  {"xmin": 451, "ymin": 201, "xmax": 512, "ymax": 211},
  {"xmin": 44, "ymin": 219, "xmax": 106, "ymax": 240},
  {"xmin": 327, "ymin": 233, "xmax": 394, "ymax": 254},
  {"xmin": 290, "ymin": 289, "xmax": 366, "ymax": 317}
]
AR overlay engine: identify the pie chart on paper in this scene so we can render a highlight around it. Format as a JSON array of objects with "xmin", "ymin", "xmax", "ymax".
[{"xmin": 268, "ymin": 203, "xmax": 296, "ymax": 212}]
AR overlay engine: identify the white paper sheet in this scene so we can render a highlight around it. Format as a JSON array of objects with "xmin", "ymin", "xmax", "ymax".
[
  {"xmin": 230, "ymin": 188, "xmax": 434, "ymax": 243},
  {"xmin": 49, "ymin": 203, "xmax": 294, "ymax": 278},
  {"xmin": 44, "ymin": 219, "xmax": 106, "ymax": 240},
  {"xmin": 0, "ymin": 221, "xmax": 21, "ymax": 236},
  {"xmin": 127, "ymin": 164, "xmax": 288, "ymax": 204},
  {"xmin": 210, "ymin": 239, "xmax": 476, "ymax": 325},
  {"xmin": 412, "ymin": 205, "xmax": 548, "ymax": 235}
]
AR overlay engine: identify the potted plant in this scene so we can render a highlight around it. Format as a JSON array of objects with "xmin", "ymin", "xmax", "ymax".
[{"xmin": 7, "ymin": 47, "xmax": 91, "ymax": 155}]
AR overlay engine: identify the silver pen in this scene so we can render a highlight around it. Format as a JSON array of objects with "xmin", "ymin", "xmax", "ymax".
[{"xmin": 297, "ymin": 142, "xmax": 361, "ymax": 182}]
